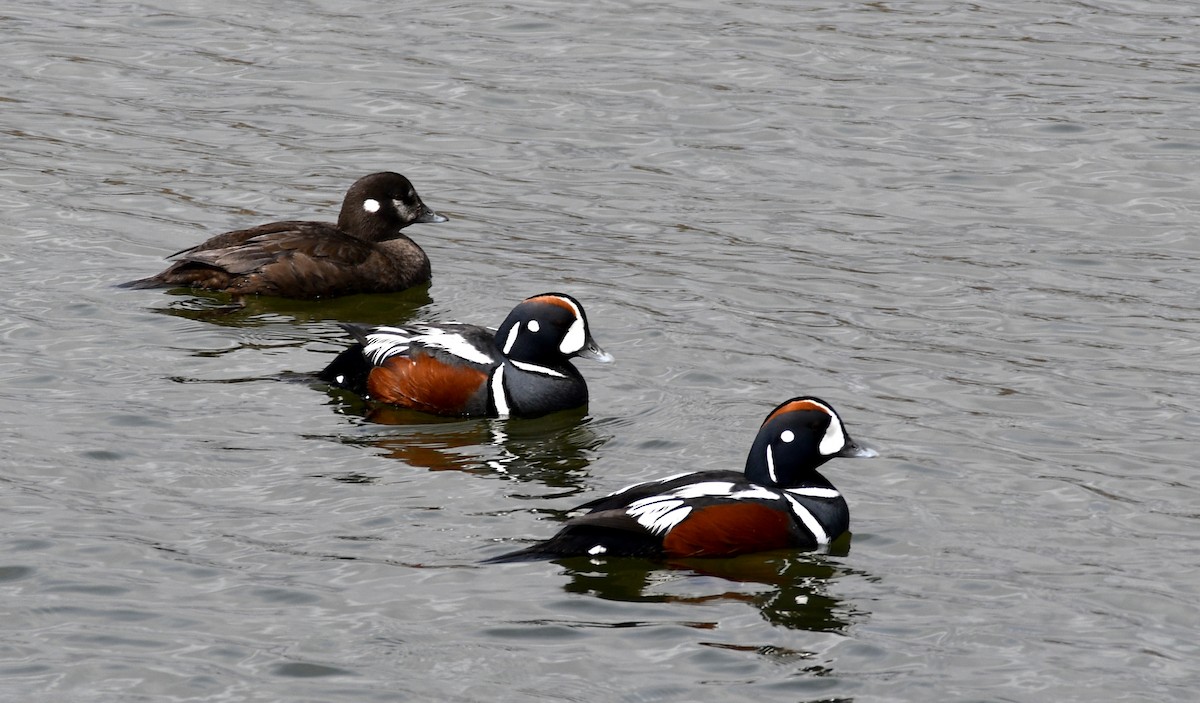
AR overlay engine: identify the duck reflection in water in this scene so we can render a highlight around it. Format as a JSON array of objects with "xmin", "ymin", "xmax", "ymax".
[
  {"xmin": 321, "ymin": 399, "xmax": 611, "ymax": 492},
  {"xmin": 151, "ymin": 287, "xmax": 433, "ymax": 328},
  {"xmin": 551, "ymin": 545, "xmax": 863, "ymax": 634}
]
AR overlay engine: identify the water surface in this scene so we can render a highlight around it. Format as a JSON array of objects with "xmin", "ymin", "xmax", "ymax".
[{"xmin": 2, "ymin": 1, "xmax": 1199, "ymax": 700}]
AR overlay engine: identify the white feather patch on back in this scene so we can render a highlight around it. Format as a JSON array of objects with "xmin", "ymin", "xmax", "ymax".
[
  {"xmin": 670, "ymin": 481, "xmax": 737, "ymax": 499},
  {"xmin": 599, "ymin": 471, "xmax": 696, "ymax": 500},
  {"xmin": 362, "ymin": 326, "xmax": 414, "ymax": 365},
  {"xmin": 414, "ymin": 327, "xmax": 494, "ymax": 365},
  {"xmin": 627, "ymin": 496, "xmax": 692, "ymax": 535},
  {"xmin": 786, "ymin": 486, "xmax": 841, "ymax": 499},
  {"xmin": 727, "ymin": 485, "xmax": 782, "ymax": 501}
]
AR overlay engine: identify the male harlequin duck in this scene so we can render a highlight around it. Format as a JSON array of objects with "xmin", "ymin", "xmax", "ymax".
[
  {"xmin": 486, "ymin": 396, "xmax": 877, "ymax": 561},
  {"xmin": 319, "ymin": 292, "xmax": 612, "ymax": 418},
  {"xmin": 121, "ymin": 172, "xmax": 447, "ymax": 299}
]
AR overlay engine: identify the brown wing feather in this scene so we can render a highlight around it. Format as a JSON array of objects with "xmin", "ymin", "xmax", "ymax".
[
  {"xmin": 661, "ymin": 503, "xmax": 795, "ymax": 558},
  {"xmin": 366, "ymin": 352, "xmax": 488, "ymax": 415}
]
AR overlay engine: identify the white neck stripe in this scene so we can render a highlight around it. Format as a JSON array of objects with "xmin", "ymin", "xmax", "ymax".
[
  {"xmin": 509, "ymin": 359, "xmax": 566, "ymax": 377},
  {"xmin": 784, "ymin": 495, "xmax": 829, "ymax": 544},
  {"xmin": 490, "ymin": 366, "xmax": 510, "ymax": 417}
]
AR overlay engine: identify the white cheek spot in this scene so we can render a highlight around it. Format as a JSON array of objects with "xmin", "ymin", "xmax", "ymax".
[
  {"xmin": 363, "ymin": 198, "xmax": 381, "ymax": 213},
  {"xmin": 780, "ymin": 430, "xmax": 795, "ymax": 443},
  {"xmin": 334, "ymin": 375, "xmax": 345, "ymax": 384},
  {"xmin": 527, "ymin": 320, "xmax": 540, "ymax": 333},
  {"xmin": 559, "ymin": 318, "xmax": 584, "ymax": 355},
  {"xmin": 819, "ymin": 417, "xmax": 847, "ymax": 456},
  {"xmin": 587, "ymin": 545, "xmax": 607, "ymax": 556}
]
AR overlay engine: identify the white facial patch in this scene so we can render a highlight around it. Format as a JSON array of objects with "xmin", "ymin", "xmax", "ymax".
[
  {"xmin": 819, "ymin": 415, "xmax": 847, "ymax": 456},
  {"xmin": 783, "ymin": 494, "xmax": 830, "ymax": 544},
  {"xmin": 559, "ymin": 318, "xmax": 584, "ymax": 355},
  {"xmin": 527, "ymin": 320, "xmax": 540, "ymax": 333},
  {"xmin": 780, "ymin": 430, "xmax": 795, "ymax": 443},
  {"xmin": 544, "ymin": 295, "xmax": 586, "ymax": 355},
  {"xmin": 363, "ymin": 198, "xmax": 381, "ymax": 213},
  {"xmin": 587, "ymin": 545, "xmax": 607, "ymax": 556}
]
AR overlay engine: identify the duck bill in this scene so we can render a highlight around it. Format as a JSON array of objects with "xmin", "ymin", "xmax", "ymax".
[
  {"xmin": 416, "ymin": 205, "xmax": 449, "ymax": 224},
  {"xmin": 837, "ymin": 438, "xmax": 878, "ymax": 459},
  {"xmin": 576, "ymin": 336, "xmax": 614, "ymax": 363}
]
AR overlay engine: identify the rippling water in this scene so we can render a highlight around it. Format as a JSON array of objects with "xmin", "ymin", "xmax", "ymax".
[{"xmin": 3, "ymin": 0, "xmax": 1199, "ymax": 700}]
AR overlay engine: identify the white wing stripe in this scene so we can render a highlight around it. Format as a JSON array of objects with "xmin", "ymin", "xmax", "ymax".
[
  {"xmin": 362, "ymin": 326, "xmax": 494, "ymax": 366},
  {"xmin": 627, "ymin": 497, "xmax": 692, "ymax": 535},
  {"xmin": 416, "ymin": 327, "xmax": 494, "ymax": 365},
  {"xmin": 787, "ymin": 487, "xmax": 841, "ymax": 499}
]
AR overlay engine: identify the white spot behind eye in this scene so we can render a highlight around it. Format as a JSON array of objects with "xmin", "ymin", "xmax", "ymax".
[
  {"xmin": 363, "ymin": 198, "xmax": 380, "ymax": 213},
  {"xmin": 527, "ymin": 320, "xmax": 540, "ymax": 333},
  {"xmin": 780, "ymin": 430, "xmax": 795, "ymax": 443},
  {"xmin": 502, "ymin": 324, "xmax": 520, "ymax": 355}
]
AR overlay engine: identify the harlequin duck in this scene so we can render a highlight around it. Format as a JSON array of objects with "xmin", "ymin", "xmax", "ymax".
[
  {"xmin": 121, "ymin": 172, "xmax": 447, "ymax": 299},
  {"xmin": 319, "ymin": 292, "xmax": 612, "ymax": 418},
  {"xmin": 486, "ymin": 396, "xmax": 877, "ymax": 561}
]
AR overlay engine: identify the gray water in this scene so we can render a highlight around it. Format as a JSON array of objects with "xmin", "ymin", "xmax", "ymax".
[{"xmin": 3, "ymin": 1, "xmax": 1199, "ymax": 700}]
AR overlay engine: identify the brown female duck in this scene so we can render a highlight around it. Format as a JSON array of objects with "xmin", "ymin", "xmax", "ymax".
[{"xmin": 122, "ymin": 172, "xmax": 447, "ymax": 299}]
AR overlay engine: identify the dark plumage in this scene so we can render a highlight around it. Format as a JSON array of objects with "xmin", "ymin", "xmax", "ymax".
[
  {"xmin": 121, "ymin": 172, "xmax": 447, "ymax": 299},
  {"xmin": 319, "ymin": 293, "xmax": 613, "ymax": 419},
  {"xmin": 486, "ymin": 397, "xmax": 878, "ymax": 562}
]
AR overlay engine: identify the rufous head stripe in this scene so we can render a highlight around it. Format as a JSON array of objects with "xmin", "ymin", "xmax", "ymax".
[
  {"xmin": 762, "ymin": 398, "xmax": 833, "ymax": 426},
  {"xmin": 525, "ymin": 294, "xmax": 580, "ymax": 317}
]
